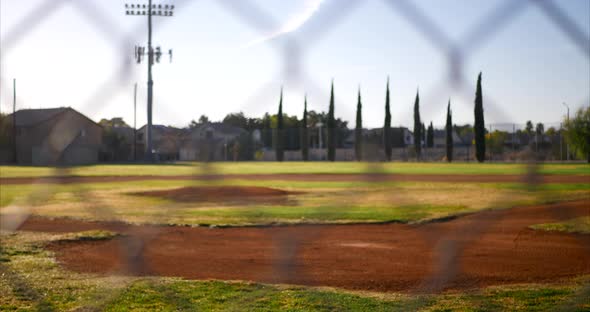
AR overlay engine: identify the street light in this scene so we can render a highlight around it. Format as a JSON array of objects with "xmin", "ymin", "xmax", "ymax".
[{"xmin": 124, "ymin": 1, "xmax": 175, "ymax": 162}]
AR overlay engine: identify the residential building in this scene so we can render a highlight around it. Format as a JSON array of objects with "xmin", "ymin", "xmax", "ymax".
[{"xmin": 9, "ymin": 107, "xmax": 102, "ymax": 165}]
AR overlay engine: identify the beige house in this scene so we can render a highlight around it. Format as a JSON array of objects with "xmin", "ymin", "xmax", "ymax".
[{"xmin": 10, "ymin": 107, "xmax": 102, "ymax": 165}]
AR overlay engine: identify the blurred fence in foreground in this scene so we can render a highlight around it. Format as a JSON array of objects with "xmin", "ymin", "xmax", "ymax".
[{"xmin": 0, "ymin": 0, "xmax": 589, "ymax": 310}]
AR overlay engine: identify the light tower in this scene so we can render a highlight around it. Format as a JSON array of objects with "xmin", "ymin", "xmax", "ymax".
[{"xmin": 125, "ymin": 1, "xmax": 174, "ymax": 161}]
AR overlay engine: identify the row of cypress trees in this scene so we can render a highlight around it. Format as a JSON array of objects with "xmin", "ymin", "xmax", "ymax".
[{"xmin": 275, "ymin": 73, "xmax": 485, "ymax": 163}]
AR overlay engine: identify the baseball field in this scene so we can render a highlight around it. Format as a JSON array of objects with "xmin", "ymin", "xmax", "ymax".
[{"xmin": 1, "ymin": 162, "xmax": 589, "ymax": 311}]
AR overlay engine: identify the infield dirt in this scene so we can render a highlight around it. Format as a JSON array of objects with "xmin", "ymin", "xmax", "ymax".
[{"xmin": 16, "ymin": 199, "xmax": 590, "ymax": 293}]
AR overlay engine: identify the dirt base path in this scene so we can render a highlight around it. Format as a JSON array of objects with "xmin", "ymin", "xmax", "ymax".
[
  {"xmin": 17, "ymin": 200, "xmax": 590, "ymax": 292},
  {"xmin": 1, "ymin": 173, "xmax": 589, "ymax": 185}
]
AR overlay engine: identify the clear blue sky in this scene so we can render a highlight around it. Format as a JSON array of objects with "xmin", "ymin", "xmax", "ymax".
[{"xmin": 1, "ymin": 0, "xmax": 589, "ymax": 129}]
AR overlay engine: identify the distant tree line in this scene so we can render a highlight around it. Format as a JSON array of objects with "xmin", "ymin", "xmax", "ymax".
[
  {"xmin": 98, "ymin": 72, "xmax": 588, "ymax": 163},
  {"xmin": 264, "ymin": 73, "xmax": 488, "ymax": 162}
]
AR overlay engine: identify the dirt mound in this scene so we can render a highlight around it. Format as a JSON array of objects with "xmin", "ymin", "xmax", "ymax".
[
  {"xmin": 17, "ymin": 200, "xmax": 590, "ymax": 293},
  {"xmin": 129, "ymin": 186, "xmax": 299, "ymax": 204}
]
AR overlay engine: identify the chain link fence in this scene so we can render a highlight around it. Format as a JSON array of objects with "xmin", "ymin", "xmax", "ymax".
[{"xmin": 1, "ymin": 0, "xmax": 589, "ymax": 310}]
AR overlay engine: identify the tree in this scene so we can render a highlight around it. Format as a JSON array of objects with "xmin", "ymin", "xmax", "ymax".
[
  {"xmin": 535, "ymin": 122, "xmax": 545, "ymax": 135},
  {"xmin": 446, "ymin": 100, "xmax": 453, "ymax": 162},
  {"xmin": 474, "ymin": 72, "xmax": 486, "ymax": 162},
  {"xmin": 276, "ymin": 88, "xmax": 284, "ymax": 161},
  {"xmin": 525, "ymin": 121, "xmax": 534, "ymax": 134},
  {"xmin": 384, "ymin": 78, "xmax": 392, "ymax": 161},
  {"xmin": 563, "ymin": 106, "xmax": 590, "ymax": 163},
  {"xmin": 413, "ymin": 90, "xmax": 422, "ymax": 159},
  {"xmin": 198, "ymin": 115, "xmax": 210, "ymax": 124},
  {"xmin": 486, "ymin": 130, "xmax": 507, "ymax": 155},
  {"xmin": 355, "ymin": 87, "xmax": 363, "ymax": 161},
  {"xmin": 189, "ymin": 115, "xmax": 210, "ymax": 129},
  {"xmin": 99, "ymin": 117, "xmax": 129, "ymax": 128},
  {"xmin": 545, "ymin": 127, "xmax": 557, "ymax": 136},
  {"xmin": 306, "ymin": 110, "xmax": 348, "ymax": 151},
  {"xmin": 427, "ymin": 121, "xmax": 434, "ymax": 148},
  {"xmin": 223, "ymin": 112, "xmax": 248, "ymax": 129},
  {"xmin": 99, "ymin": 118, "xmax": 131, "ymax": 161},
  {"xmin": 301, "ymin": 95, "xmax": 309, "ymax": 161},
  {"xmin": 102, "ymin": 128, "xmax": 130, "ymax": 161},
  {"xmin": 454, "ymin": 124, "xmax": 473, "ymax": 139},
  {"xmin": 327, "ymin": 80, "xmax": 336, "ymax": 161}
]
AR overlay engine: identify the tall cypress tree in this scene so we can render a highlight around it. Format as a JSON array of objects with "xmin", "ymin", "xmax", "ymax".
[
  {"xmin": 384, "ymin": 78, "xmax": 392, "ymax": 161},
  {"xmin": 427, "ymin": 121, "xmax": 434, "ymax": 148},
  {"xmin": 276, "ymin": 87, "xmax": 284, "ymax": 162},
  {"xmin": 301, "ymin": 95, "xmax": 309, "ymax": 161},
  {"xmin": 446, "ymin": 100, "xmax": 453, "ymax": 162},
  {"xmin": 413, "ymin": 90, "xmax": 422, "ymax": 159},
  {"xmin": 355, "ymin": 87, "xmax": 363, "ymax": 161},
  {"xmin": 327, "ymin": 80, "xmax": 336, "ymax": 161},
  {"xmin": 474, "ymin": 72, "xmax": 486, "ymax": 162}
]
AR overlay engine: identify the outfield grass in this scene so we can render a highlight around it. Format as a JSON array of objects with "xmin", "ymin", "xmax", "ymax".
[
  {"xmin": 0, "ymin": 162, "xmax": 589, "ymax": 178},
  {"xmin": 1, "ymin": 178, "xmax": 588, "ymax": 226},
  {"xmin": 1, "ymin": 232, "xmax": 588, "ymax": 311}
]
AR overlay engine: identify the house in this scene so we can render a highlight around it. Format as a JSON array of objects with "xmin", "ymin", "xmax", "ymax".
[
  {"xmin": 179, "ymin": 122, "xmax": 247, "ymax": 161},
  {"xmin": 432, "ymin": 129, "xmax": 464, "ymax": 147},
  {"xmin": 353, "ymin": 127, "xmax": 414, "ymax": 148},
  {"xmin": 9, "ymin": 107, "xmax": 102, "ymax": 165},
  {"xmin": 137, "ymin": 125, "xmax": 185, "ymax": 161}
]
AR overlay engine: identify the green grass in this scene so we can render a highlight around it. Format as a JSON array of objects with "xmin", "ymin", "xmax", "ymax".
[
  {"xmin": 530, "ymin": 217, "xmax": 590, "ymax": 234},
  {"xmin": 1, "ymin": 162, "xmax": 589, "ymax": 178},
  {"xmin": 182, "ymin": 204, "xmax": 463, "ymax": 226},
  {"xmin": 65, "ymin": 230, "xmax": 121, "ymax": 241},
  {"xmin": 1, "ymin": 231, "xmax": 589, "ymax": 311},
  {"xmin": 102, "ymin": 280, "xmax": 423, "ymax": 312},
  {"xmin": 1, "ymin": 178, "xmax": 588, "ymax": 226}
]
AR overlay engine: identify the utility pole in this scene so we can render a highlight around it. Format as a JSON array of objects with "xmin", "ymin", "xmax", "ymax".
[
  {"xmin": 125, "ymin": 2, "xmax": 174, "ymax": 162},
  {"xmin": 133, "ymin": 83, "xmax": 137, "ymax": 162},
  {"xmin": 12, "ymin": 78, "xmax": 16, "ymax": 163},
  {"xmin": 563, "ymin": 102, "xmax": 569, "ymax": 161}
]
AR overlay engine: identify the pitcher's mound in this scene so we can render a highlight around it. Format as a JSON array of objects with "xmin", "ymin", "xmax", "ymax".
[{"xmin": 130, "ymin": 186, "xmax": 299, "ymax": 204}]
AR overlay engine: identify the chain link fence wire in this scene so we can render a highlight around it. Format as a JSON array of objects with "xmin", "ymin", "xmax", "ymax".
[{"xmin": 1, "ymin": 0, "xmax": 589, "ymax": 310}]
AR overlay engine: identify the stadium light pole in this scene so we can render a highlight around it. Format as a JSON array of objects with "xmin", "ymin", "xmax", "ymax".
[{"xmin": 125, "ymin": 1, "xmax": 174, "ymax": 162}]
